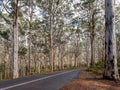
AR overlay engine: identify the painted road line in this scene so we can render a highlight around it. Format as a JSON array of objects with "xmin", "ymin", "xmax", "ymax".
[{"xmin": 0, "ymin": 70, "xmax": 76, "ymax": 90}]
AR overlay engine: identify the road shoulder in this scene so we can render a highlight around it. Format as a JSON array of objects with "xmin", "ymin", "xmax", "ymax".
[{"xmin": 60, "ymin": 70, "xmax": 120, "ymax": 90}]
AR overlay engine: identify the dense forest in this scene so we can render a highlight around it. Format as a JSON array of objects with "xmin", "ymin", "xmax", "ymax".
[{"xmin": 0, "ymin": 0, "xmax": 120, "ymax": 80}]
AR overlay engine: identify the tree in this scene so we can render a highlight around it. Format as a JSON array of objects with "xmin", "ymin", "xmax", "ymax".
[
  {"xmin": 11, "ymin": 0, "xmax": 19, "ymax": 79},
  {"xmin": 104, "ymin": 0, "xmax": 119, "ymax": 80},
  {"xmin": 81, "ymin": 0, "xmax": 101, "ymax": 66},
  {"xmin": 49, "ymin": 0, "xmax": 54, "ymax": 72},
  {"xmin": 28, "ymin": 0, "xmax": 33, "ymax": 75}
]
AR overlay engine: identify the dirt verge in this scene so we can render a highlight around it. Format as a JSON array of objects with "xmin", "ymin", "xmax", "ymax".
[{"xmin": 60, "ymin": 70, "xmax": 120, "ymax": 90}]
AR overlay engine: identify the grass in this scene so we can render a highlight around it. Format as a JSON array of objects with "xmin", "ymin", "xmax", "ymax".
[{"xmin": 88, "ymin": 61, "xmax": 104, "ymax": 75}]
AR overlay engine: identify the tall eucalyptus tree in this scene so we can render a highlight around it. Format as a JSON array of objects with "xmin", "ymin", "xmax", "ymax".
[
  {"xmin": 104, "ymin": 0, "xmax": 119, "ymax": 80},
  {"xmin": 81, "ymin": 0, "xmax": 101, "ymax": 66},
  {"xmin": 11, "ymin": 0, "xmax": 19, "ymax": 79}
]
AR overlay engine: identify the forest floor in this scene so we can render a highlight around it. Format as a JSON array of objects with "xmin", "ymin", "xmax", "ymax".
[{"xmin": 60, "ymin": 68, "xmax": 120, "ymax": 90}]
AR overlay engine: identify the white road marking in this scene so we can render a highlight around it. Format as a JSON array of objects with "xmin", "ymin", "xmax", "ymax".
[{"xmin": 0, "ymin": 70, "xmax": 76, "ymax": 90}]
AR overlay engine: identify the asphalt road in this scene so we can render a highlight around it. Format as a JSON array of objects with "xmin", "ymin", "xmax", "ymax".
[{"xmin": 0, "ymin": 69, "xmax": 85, "ymax": 90}]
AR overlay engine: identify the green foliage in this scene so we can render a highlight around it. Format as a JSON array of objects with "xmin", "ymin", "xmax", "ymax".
[
  {"xmin": 30, "ymin": 67, "xmax": 37, "ymax": 75},
  {"xmin": 0, "ymin": 30, "xmax": 10, "ymax": 40},
  {"xmin": 64, "ymin": 64, "xmax": 68, "ymax": 69},
  {"xmin": 88, "ymin": 60, "xmax": 105, "ymax": 75},
  {"xmin": 18, "ymin": 46, "xmax": 27, "ymax": 56},
  {"xmin": 0, "ymin": 63, "xmax": 5, "ymax": 73},
  {"xmin": 89, "ymin": 60, "xmax": 104, "ymax": 71},
  {"xmin": 94, "ymin": 60, "xmax": 104, "ymax": 68},
  {"xmin": 0, "ymin": 13, "xmax": 12, "ymax": 24},
  {"xmin": 81, "ymin": 0, "xmax": 95, "ymax": 8},
  {"xmin": 19, "ymin": 28, "xmax": 25, "ymax": 36}
]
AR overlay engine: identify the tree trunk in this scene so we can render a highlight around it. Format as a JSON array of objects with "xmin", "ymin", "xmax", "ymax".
[
  {"xmin": 50, "ymin": 15, "xmax": 54, "ymax": 72},
  {"xmin": 104, "ymin": 0, "xmax": 119, "ymax": 80},
  {"xmin": 86, "ymin": 35, "xmax": 90, "ymax": 67},
  {"xmin": 90, "ymin": 34, "xmax": 95, "ymax": 66},
  {"xmin": 88, "ymin": 1, "xmax": 96, "ymax": 67},
  {"xmin": 11, "ymin": 0, "xmax": 19, "ymax": 79},
  {"xmin": 74, "ymin": 41, "xmax": 78, "ymax": 67},
  {"xmin": 28, "ymin": 0, "xmax": 33, "ymax": 75},
  {"xmin": 58, "ymin": 45, "xmax": 61, "ymax": 70}
]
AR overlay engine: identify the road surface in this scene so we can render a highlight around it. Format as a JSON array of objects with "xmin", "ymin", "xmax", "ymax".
[{"xmin": 0, "ymin": 69, "xmax": 85, "ymax": 90}]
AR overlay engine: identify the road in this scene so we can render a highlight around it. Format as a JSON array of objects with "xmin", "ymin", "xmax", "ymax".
[{"xmin": 0, "ymin": 69, "xmax": 85, "ymax": 90}]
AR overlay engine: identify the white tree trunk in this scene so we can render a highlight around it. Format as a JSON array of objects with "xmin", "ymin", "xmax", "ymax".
[
  {"xmin": 50, "ymin": 15, "xmax": 54, "ymax": 72},
  {"xmin": 104, "ymin": 0, "xmax": 119, "ymax": 80},
  {"xmin": 12, "ymin": 0, "xmax": 19, "ymax": 79}
]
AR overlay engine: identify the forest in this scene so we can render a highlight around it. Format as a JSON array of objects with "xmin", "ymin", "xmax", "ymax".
[{"xmin": 0, "ymin": 0, "xmax": 120, "ymax": 81}]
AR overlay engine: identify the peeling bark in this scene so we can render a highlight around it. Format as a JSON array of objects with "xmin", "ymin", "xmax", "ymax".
[
  {"xmin": 104, "ymin": 0, "xmax": 119, "ymax": 80},
  {"xmin": 11, "ymin": 0, "xmax": 19, "ymax": 79}
]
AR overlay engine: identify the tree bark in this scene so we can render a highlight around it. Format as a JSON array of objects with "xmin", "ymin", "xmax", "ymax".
[
  {"xmin": 28, "ymin": 0, "xmax": 33, "ymax": 75},
  {"xmin": 11, "ymin": 0, "xmax": 19, "ymax": 79},
  {"xmin": 90, "ymin": 32, "xmax": 95, "ymax": 66},
  {"xmin": 86, "ymin": 35, "xmax": 90, "ymax": 67},
  {"xmin": 104, "ymin": 0, "xmax": 119, "ymax": 80},
  {"xmin": 88, "ymin": 1, "xmax": 96, "ymax": 67},
  {"xmin": 50, "ymin": 15, "xmax": 54, "ymax": 72}
]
